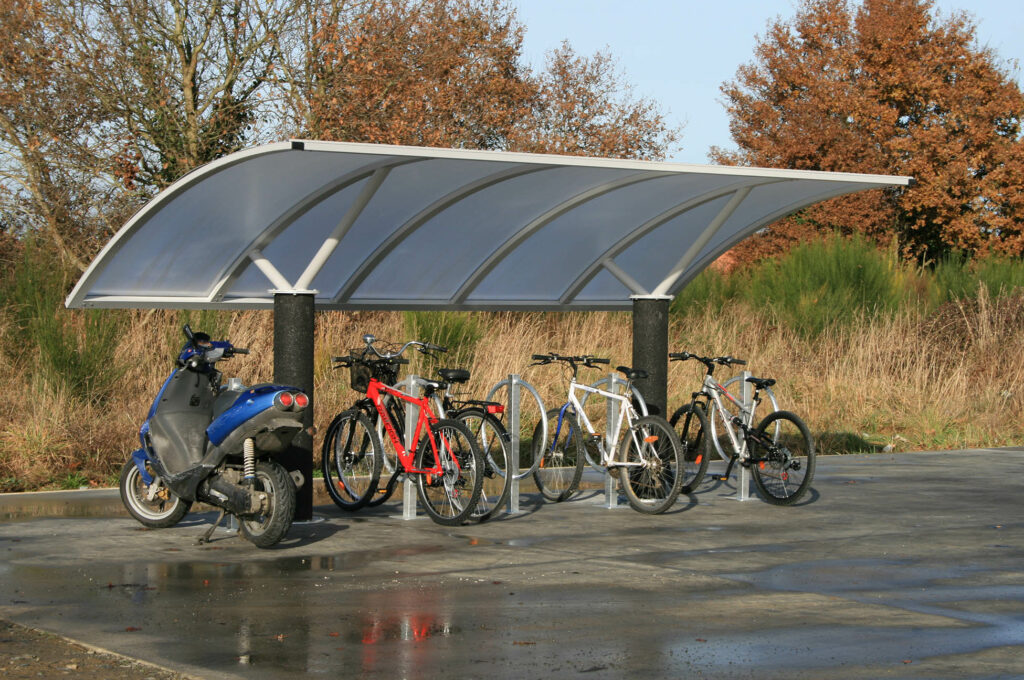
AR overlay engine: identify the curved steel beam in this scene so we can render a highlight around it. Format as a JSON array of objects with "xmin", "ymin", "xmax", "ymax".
[
  {"xmin": 651, "ymin": 185, "xmax": 753, "ymax": 296},
  {"xmin": 450, "ymin": 171, "xmax": 674, "ymax": 304},
  {"xmin": 558, "ymin": 178, "xmax": 781, "ymax": 304},
  {"xmin": 210, "ymin": 156, "xmax": 418, "ymax": 299},
  {"xmin": 664, "ymin": 184, "xmax": 875, "ymax": 297},
  {"xmin": 333, "ymin": 164, "xmax": 551, "ymax": 303},
  {"xmin": 66, "ymin": 142, "xmax": 293, "ymax": 308}
]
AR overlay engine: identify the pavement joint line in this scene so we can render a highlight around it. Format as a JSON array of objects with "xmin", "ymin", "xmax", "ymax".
[{"xmin": 0, "ymin": 617, "xmax": 204, "ymax": 680}]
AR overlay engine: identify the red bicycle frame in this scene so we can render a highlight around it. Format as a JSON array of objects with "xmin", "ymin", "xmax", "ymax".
[{"xmin": 365, "ymin": 377, "xmax": 457, "ymax": 476}]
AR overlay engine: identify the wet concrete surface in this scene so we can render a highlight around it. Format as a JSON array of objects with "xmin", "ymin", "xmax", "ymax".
[{"xmin": 1, "ymin": 449, "xmax": 1022, "ymax": 679}]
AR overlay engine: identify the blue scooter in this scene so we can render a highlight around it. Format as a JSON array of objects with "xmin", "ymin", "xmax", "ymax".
[{"xmin": 119, "ymin": 324, "xmax": 307, "ymax": 547}]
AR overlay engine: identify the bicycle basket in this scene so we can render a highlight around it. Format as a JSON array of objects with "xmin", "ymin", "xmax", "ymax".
[{"xmin": 347, "ymin": 348, "xmax": 373, "ymax": 392}]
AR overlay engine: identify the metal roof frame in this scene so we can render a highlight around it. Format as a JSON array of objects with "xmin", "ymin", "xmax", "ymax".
[{"xmin": 67, "ymin": 140, "xmax": 912, "ymax": 311}]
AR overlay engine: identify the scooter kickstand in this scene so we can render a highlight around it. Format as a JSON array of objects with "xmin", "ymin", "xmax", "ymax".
[{"xmin": 197, "ymin": 509, "xmax": 228, "ymax": 545}]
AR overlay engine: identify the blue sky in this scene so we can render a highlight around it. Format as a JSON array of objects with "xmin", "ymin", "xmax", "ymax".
[{"xmin": 511, "ymin": 1, "xmax": 1024, "ymax": 163}]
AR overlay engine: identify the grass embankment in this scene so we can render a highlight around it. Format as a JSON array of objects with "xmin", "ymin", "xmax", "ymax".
[{"xmin": 1, "ymin": 236, "xmax": 1022, "ymax": 491}]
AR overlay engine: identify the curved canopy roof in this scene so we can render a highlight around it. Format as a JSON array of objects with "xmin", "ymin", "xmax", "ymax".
[{"xmin": 67, "ymin": 140, "xmax": 912, "ymax": 311}]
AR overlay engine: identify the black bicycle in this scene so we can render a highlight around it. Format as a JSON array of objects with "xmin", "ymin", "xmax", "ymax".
[{"xmin": 668, "ymin": 352, "xmax": 815, "ymax": 505}]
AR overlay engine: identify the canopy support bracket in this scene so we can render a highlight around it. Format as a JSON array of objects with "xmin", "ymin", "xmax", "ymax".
[
  {"xmin": 602, "ymin": 258, "xmax": 649, "ymax": 296},
  {"xmin": 249, "ymin": 249, "xmax": 295, "ymax": 291},
  {"xmin": 294, "ymin": 166, "xmax": 392, "ymax": 291},
  {"xmin": 651, "ymin": 186, "xmax": 752, "ymax": 297}
]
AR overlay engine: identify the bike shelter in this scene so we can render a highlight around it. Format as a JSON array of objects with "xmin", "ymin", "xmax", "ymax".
[{"xmin": 66, "ymin": 140, "xmax": 911, "ymax": 519}]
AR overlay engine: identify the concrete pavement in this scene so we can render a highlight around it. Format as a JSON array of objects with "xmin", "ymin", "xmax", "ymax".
[{"xmin": 1, "ymin": 449, "xmax": 1022, "ymax": 679}]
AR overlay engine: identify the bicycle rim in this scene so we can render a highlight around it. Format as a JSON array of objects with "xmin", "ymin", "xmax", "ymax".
[{"xmin": 415, "ymin": 420, "xmax": 483, "ymax": 525}]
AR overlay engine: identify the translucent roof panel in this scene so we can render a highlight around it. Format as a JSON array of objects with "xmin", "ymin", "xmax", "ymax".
[{"xmin": 68, "ymin": 140, "xmax": 912, "ymax": 311}]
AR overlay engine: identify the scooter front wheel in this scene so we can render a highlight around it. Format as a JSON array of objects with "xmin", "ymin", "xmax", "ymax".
[
  {"xmin": 238, "ymin": 461, "xmax": 295, "ymax": 548},
  {"xmin": 119, "ymin": 460, "xmax": 191, "ymax": 528}
]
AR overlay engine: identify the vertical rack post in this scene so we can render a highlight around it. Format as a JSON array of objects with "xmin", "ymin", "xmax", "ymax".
[
  {"xmin": 737, "ymin": 370, "xmax": 753, "ymax": 501},
  {"xmin": 402, "ymin": 376, "xmax": 420, "ymax": 519},
  {"xmin": 506, "ymin": 374, "xmax": 522, "ymax": 514},
  {"xmin": 603, "ymin": 372, "xmax": 619, "ymax": 508}
]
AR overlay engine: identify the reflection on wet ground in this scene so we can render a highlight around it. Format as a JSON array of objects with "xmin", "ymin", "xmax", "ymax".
[{"xmin": 2, "ymin": 450, "xmax": 1024, "ymax": 678}]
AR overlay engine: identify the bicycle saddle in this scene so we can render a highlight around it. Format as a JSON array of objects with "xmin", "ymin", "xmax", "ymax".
[
  {"xmin": 745, "ymin": 376, "xmax": 776, "ymax": 389},
  {"xmin": 616, "ymin": 365, "xmax": 648, "ymax": 381},
  {"xmin": 438, "ymin": 368, "xmax": 470, "ymax": 384}
]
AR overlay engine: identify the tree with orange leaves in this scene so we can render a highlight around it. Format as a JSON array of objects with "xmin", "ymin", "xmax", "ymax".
[
  {"xmin": 716, "ymin": 0, "xmax": 1024, "ymax": 260},
  {"xmin": 277, "ymin": 0, "xmax": 679, "ymax": 158}
]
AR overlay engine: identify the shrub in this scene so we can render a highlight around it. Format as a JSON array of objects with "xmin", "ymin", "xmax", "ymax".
[{"xmin": 0, "ymin": 242, "xmax": 126, "ymax": 404}]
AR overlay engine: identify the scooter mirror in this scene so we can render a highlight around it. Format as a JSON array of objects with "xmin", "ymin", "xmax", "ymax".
[
  {"xmin": 363, "ymin": 333, "xmax": 376, "ymax": 345},
  {"xmin": 183, "ymin": 324, "xmax": 194, "ymax": 342}
]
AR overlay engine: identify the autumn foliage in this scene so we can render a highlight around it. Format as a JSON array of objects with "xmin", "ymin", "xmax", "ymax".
[{"xmin": 716, "ymin": 0, "xmax": 1024, "ymax": 260}]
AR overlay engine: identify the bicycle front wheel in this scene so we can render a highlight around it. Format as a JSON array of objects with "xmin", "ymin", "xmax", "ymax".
[
  {"xmin": 531, "ymin": 408, "xmax": 584, "ymax": 502},
  {"xmin": 750, "ymin": 410, "xmax": 816, "ymax": 505},
  {"xmin": 456, "ymin": 408, "xmax": 512, "ymax": 522},
  {"xmin": 322, "ymin": 409, "xmax": 383, "ymax": 511},
  {"xmin": 668, "ymin": 404, "xmax": 711, "ymax": 493},
  {"xmin": 617, "ymin": 415, "xmax": 683, "ymax": 514},
  {"xmin": 414, "ymin": 419, "xmax": 484, "ymax": 525}
]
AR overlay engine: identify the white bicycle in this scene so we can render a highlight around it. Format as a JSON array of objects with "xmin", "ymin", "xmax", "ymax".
[{"xmin": 529, "ymin": 353, "xmax": 684, "ymax": 514}]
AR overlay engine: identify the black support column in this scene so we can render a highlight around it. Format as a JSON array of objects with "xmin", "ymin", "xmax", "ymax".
[
  {"xmin": 631, "ymin": 295, "xmax": 671, "ymax": 417},
  {"xmin": 273, "ymin": 293, "xmax": 315, "ymax": 521}
]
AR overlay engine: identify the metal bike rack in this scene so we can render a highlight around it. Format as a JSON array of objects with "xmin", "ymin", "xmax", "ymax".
[
  {"xmin": 602, "ymin": 373, "xmax": 621, "ymax": 508},
  {"xmin": 392, "ymin": 375, "xmax": 423, "ymax": 520},
  {"xmin": 735, "ymin": 371, "xmax": 753, "ymax": 501},
  {"xmin": 579, "ymin": 374, "xmax": 648, "ymax": 509},
  {"xmin": 486, "ymin": 375, "xmax": 546, "ymax": 514}
]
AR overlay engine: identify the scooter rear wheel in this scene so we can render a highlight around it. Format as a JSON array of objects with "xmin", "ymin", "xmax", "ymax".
[
  {"xmin": 238, "ymin": 461, "xmax": 295, "ymax": 548},
  {"xmin": 119, "ymin": 460, "xmax": 191, "ymax": 528}
]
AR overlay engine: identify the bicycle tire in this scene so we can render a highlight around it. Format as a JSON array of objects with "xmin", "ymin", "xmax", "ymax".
[
  {"xmin": 531, "ymin": 407, "xmax": 585, "ymax": 502},
  {"xmin": 321, "ymin": 409, "xmax": 383, "ymax": 511},
  {"xmin": 414, "ymin": 419, "xmax": 484, "ymax": 525},
  {"xmin": 668, "ymin": 404, "xmax": 711, "ymax": 493},
  {"xmin": 365, "ymin": 467, "xmax": 401, "ymax": 507},
  {"xmin": 617, "ymin": 415, "xmax": 684, "ymax": 514},
  {"xmin": 455, "ymin": 408, "xmax": 512, "ymax": 522},
  {"xmin": 749, "ymin": 410, "xmax": 816, "ymax": 506}
]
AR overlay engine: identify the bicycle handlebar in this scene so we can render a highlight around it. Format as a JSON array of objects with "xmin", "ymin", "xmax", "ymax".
[
  {"xmin": 530, "ymin": 352, "xmax": 610, "ymax": 368},
  {"xmin": 669, "ymin": 351, "xmax": 747, "ymax": 367},
  {"xmin": 362, "ymin": 335, "xmax": 448, "ymax": 360}
]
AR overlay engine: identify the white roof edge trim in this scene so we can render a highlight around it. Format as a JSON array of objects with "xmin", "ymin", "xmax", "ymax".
[
  {"xmin": 295, "ymin": 139, "xmax": 915, "ymax": 186},
  {"xmin": 65, "ymin": 141, "xmax": 294, "ymax": 309},
  {"xmin": 74, "ymin": 296, "xmax": 637, "ymax": 312}
]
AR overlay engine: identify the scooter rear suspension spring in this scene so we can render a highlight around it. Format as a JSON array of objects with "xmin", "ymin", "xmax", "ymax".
[{"xmin": 243, "ymin": 438, "xmax": 255, "ymax": 481}]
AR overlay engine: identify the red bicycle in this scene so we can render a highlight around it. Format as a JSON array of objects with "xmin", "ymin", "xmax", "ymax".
[{"xmin": 322, "ymin": 334, "xmax": 484, "ymax": 525}]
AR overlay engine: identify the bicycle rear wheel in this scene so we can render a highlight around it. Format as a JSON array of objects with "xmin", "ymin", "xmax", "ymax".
[
  {"xmin": 750, "ymin": 410, "xmax": 815, "ymax": 505},
  {"xmin": 668, "ymin": 404, "xmax": 711, "ymax": 493},
  {"xmin": 531, "ymin": 407, "xmax": 584, "ymax": 502},
  {"xmin": 322, "ymin": 409, "xmax": 383, "ymax": 511},
  {"xmin": 414, "ymin": 419, "xmax": 483, "ymax": 525},
  {"xmin": 456, "ymin": 408, "xmax": 512, "ymax": 522},
  {"xmin": 617, "ymin": 415, "xmax": 683, "ymax": 514}
]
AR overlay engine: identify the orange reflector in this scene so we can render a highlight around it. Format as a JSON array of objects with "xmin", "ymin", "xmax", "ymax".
[
  {"xmin": 759, "ymin": 462, "xmax": 765, "ymax": 469},
  {"xmin": 695, "ymin": 455, "xmax": 702, "ymax": 464},
  {"xmin": 644, "ymin": 435, "xmax": 659, "ymax": 443}
]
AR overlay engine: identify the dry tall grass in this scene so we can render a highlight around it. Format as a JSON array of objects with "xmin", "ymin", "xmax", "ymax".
[{"xmin": 2, "ymin": 290, "xmax": 1022, "ymax": 490}]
